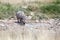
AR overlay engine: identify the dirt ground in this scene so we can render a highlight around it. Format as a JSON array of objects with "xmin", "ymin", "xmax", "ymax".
[{"xmin": 0, "ymin": 19, "xmax": 60, "ymax": 40}]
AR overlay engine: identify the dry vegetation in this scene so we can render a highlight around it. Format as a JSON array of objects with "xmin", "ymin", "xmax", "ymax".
[{"xmin": 0, "ymin": 0, "xmax": 54, "ymax": 4}]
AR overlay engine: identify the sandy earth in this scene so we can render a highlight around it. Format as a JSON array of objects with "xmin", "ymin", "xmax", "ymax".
[{"xmin": 0, "ymin": 19, "xmax": 60, "ymax": 40}]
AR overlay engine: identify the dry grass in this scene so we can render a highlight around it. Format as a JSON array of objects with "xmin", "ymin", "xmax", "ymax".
[
  {"xmin": 0, "ymin": 0, "xmax": 54, "ymax": 4},
  {"xmin": 0, "ymin": 27, "xmax": 56, "ymax": 40}
]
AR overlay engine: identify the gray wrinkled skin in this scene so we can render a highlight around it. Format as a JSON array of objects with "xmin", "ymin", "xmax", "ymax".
[{"xmin": 16, "ymin": 11, "xmax": 26, "ymax": 25}]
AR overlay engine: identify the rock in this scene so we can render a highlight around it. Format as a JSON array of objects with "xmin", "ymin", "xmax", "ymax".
[{"xmin": 0, "ymin": 21, "xmax": 7, "ymax": 31}]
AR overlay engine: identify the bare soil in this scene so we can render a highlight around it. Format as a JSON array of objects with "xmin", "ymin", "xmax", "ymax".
[{"xmin": 0, "ymin": 19, "xmax": 60, "ymax": 40}]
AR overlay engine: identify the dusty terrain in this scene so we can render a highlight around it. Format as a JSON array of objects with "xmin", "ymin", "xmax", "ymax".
[
  {"xmin": 0, "ymin": 19, "xmax": 60, "ymax": 40},
  {"xmin": 0, "ymin": 0, "xmax": 54, "ymax": 4}
]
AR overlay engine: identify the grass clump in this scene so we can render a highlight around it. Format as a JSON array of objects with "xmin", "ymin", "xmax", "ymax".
[
  {"xmin": 0, "ymin": 3, "xmax": 26, "ymax": 19},
  {"xmin": 0, "ymin": 3, "xmax": 16, "ymax": 19},
  {"xmin": 40, "ymin": 4, "xmax": 60, "ymax": 14},
  {"xmin": 40, "ymin": 0, "xmax": 60, "ymax": 18}
]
